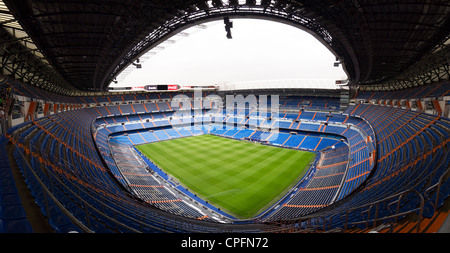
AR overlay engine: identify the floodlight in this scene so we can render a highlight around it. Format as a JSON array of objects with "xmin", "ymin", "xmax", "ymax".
[
  {"xmin": 224, "ymin": 17, "xmax": 233, "ymax": 39},
  {"xmin": 131, "ymin": 59, "xmax": 142, "ymax": 68}
]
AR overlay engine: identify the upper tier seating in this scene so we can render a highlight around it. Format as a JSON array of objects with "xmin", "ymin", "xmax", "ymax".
[{"xmin": 355, "ymin": 80, "xmax": 450, "ymax": 101}]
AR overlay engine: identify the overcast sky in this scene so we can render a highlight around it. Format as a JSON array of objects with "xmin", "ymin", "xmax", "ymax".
[{"xmin": 110, "ymin": 18, "xmax": 347, "ymax": 88}]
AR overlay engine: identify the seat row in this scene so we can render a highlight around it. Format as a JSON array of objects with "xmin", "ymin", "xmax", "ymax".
[
  {"xmin": 0, "ymin": 136, "xmax": 32, "ymax": 233},
  {"xmin": 324, "ymin": 104, "xmax": 450, "ymax": 228},
  {"xmin": 355, "ymin": 80, "xmax": 449, "ymax": 101}
]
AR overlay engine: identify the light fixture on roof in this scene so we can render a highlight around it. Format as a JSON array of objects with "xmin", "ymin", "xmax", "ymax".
[
  {"xmin": 334, "ymin": 57, "xmax": 343, "ymax": 67},
  {"xmin": 131, "ymin": 58, "xmax": 142, "ymax": 69},
  {"xmin": 224, "ymin": 17, "xmax": 233, "ymax": 39}
]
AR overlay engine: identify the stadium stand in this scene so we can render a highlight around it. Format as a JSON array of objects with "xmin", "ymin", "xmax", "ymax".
[
  {"xmin": 62, "ymin": 95, "xmax": 375, "ymax": 222},
  {"xmin": 329, "ymin": 104, "xmax": 450, "ymax": 226},
  {"xmin": 0, "ymin": 1, "xmax": 449, "ymax": 234},
  {"xmin": 1, "ymin": 74, "xmax": 449, "ymax": 233},
  {"xmin": 355, "ymin": 80, "xmax": 450, "ymax": 101}
]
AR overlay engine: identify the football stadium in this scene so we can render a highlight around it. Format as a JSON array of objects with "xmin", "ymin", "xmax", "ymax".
[{"xmin": 0, "ymin": 0, "xmax": 449, "ymax": 236}]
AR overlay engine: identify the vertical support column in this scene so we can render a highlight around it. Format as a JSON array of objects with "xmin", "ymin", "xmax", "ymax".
[
  {"xmin": 25, "ymin": 101, "xmax": 37, "ymax": 121},
  {"xmin": 53, "ymin": 104, "xmax": 59, "ymax": 114},
  {"xmin": 432, "ymin": 100, "xmax": 442, "ymax": 116},
  {"xmin": 416, "ymin": 100, "xmax": 423, "ymax": 112},
  {"xmin": 43, "ymin": 103, "xmax": 50, "ymax": 116}
]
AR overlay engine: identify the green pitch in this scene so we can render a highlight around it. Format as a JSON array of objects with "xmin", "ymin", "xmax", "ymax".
[{"xmin": 136, "ymin": 134, "xmax": 315, "ymax": 219}]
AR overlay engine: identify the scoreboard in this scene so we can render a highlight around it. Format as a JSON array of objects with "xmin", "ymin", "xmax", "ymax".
[
  {"xmin": 144, "ymin": 84, "xmax": 179, "ymax": 91},
  {"xmin": 108, "ymin": 84, "xmax": 179, "ymax": 92},
  {"xmin": 108, "ymin": 84, "xmax": 217, "ymax": 92}
]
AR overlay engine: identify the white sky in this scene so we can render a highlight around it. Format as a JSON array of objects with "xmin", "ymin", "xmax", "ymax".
[{"xmin": 110, "ymin": 19, "xmax": 347, "ymax": 88}]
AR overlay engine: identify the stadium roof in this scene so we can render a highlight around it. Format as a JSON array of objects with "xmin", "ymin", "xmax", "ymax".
[{"xmin": 1, "ymin": 0, "xmax": 449, "ymax": 95}]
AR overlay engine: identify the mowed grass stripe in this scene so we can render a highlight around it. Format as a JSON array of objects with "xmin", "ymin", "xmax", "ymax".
[{"xmin": 136, "ymin": 134, "xmax": 315, "ymax": 219}]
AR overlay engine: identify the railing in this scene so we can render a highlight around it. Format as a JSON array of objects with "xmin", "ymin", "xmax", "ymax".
[
  {"xmin": 264, "ymin": 141, "xmax": 449, "ymax": 233},
  {"xmin": 339, "ymin": 143, "xmax": 449, "ymax": 232},
  {"xmin": 266, "ymin": 189, "xmax": 428, "ymax": 233},
  {"xmin": 342, "ymin": 189, "xmax": 425, "ymax": 233},
  {"xmin": 424, "ymin": 160, "xmax": 450, "ymax": 218},
  {"xmin": 13, "ymin": 143, "xmax": 94, "ymax": 233}
]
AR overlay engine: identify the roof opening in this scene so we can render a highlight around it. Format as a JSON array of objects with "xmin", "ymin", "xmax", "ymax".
[{"xmin": 110, "ymin": 19, "xmax": 348, "ymax": 90}]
